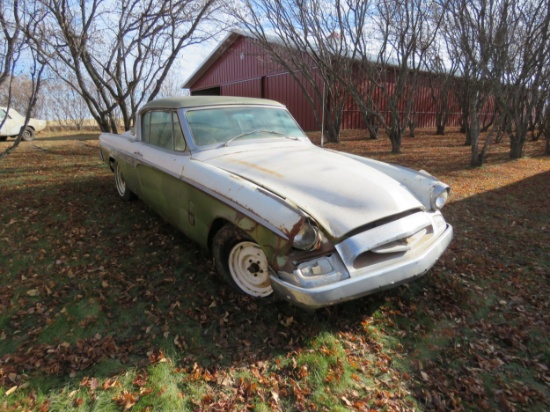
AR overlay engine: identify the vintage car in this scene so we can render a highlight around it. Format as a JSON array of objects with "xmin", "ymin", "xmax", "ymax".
[
  {"xmin": 0, "ymin": 106, "xmax": 47, "ymax": 141},
  {"xmin": 99, "ymin": 96, "xmax": 453, "ymax": 309}
]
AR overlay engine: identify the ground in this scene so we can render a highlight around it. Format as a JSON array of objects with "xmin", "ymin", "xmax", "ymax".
[{"xmin": 0, "ymin": 129, "xmax": 549, "ymax": 411}]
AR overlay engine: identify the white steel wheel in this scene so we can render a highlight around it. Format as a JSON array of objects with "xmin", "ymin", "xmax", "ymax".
[
  {"xmin": 213, "ymin": 224, "xmax": 274, "ymax": 298},
  {"xmin": 114, "ymin": 162, "xmax": 134, "ymax": 201},
  {"xmin": 228, "ymin": 241, "xmax": 272, "ymax": 297}
]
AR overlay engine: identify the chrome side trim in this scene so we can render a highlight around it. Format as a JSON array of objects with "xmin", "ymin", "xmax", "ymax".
[{"xmin": 100, "ymin": 141, "xmax": 295, "ymax": 240}]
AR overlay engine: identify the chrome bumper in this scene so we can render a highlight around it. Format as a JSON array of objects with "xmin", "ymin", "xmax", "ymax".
[{"xmin": 270, "ymin": 224, "xmax": 453, "ymax": 309}]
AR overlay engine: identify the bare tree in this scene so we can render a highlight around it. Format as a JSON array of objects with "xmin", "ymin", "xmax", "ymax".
[
  {"xmin": 443, "ymin": 0, "xmax": 503, "ymax": 166},
  {"xmin": 343, "ymin": 0, "xmax": 445, "ymax": 153},
  {"xmin": 231, "ymin": 0, "xmax": 443, "ymax": 150},
  {"xmin": 29, "ymin": 0, "xmax": 222, "ymax": 133},
  {"xmin": 41, "ymin": 78, "xmax": 90, "ymax": 130},
  {"xmin": 0, "ymin": 1, "xmax": 21, "ymax": 86},
  {"xmin": 0, "ymin": 0, "xmax": 22, "ymax": 133},
  {"xmin": 539, "ymin": 77, "xmax": 550, "ymax": 155},
  {"xmin": 0, "ymin": 0, "xmax": 45, "ymax": 157},
  {"xmin": 443, "ymin": 0, "xmax": 550, "ymax": 165},
  {"xmin": 426, "ymin": 37, "xmax": 459, "ymax": 135},
  {"xmin": 158, "ymin": 71, "xmax": 190, "ymax": 99},
  {"xmin": 229, "ymin": 0, "xmax": 352, "ymax": 143},
  {"xmin": 490, "ymin": 0, "xmax": 550, "ymax": 159},
  {"xmin": 0, "ymin": 73, "xmax": 46, "ymax": 116}
]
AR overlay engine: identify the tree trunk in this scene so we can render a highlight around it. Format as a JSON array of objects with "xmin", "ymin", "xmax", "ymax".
[
  {"xmin": 509, "ymin": 124, "xmax": 527, "ymax": 159},
  {"xmin": 470, "ymin": 135, "xmax": 481, "ymax": 166},
  {"xmin": 326, "ymin": 124, "xmax": 340, "ymax": 143},
  {"xmin": 388, "ymin": 128, "xmax": 402, "ymax": 153},
  {"xmin": 435, "ymin": 111, "xmax": 445, "ymax": 135},
  {"xmin": 462, "ymin": 116, "xmax": 472, "ymax": 145},
  {"xmin": 367, "ymin": 124, "xmax": 378, "ymax": 139},
  {"xmin": 408, "ymin": 118, "xmax": 416, "ymax": 137},
  {"xmin": 480, "ymin": 109, "xmax": 496, "ymax": 132},
  {"xmin": 509, "ymin": 140, "xmax": 523, "ymax": 159},
  {"xmin": 464, "ymin": 127, "xmax": 472, "ymax": 146},
  {"xmin": 470, "ymin": 107, "xmax": 482, "ymax": 167}
]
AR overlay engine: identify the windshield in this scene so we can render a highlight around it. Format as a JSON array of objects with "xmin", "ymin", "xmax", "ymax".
[{"xmin": 185, "ymin": 106, "xmax": 307, "ymax": 147}]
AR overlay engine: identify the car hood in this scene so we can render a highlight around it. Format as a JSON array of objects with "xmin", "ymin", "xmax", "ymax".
[{"xmin": 200, "ymin": 144, "xmax": 423, "ymax": 239}]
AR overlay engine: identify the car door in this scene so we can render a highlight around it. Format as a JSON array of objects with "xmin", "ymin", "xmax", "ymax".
[
  {"xmin": 136, "ymin": 110, "xmax": 191, "ymax": 231},
  {"xmin": 0, "ymin": 108, "xmax": 21, "ymax": 136}
]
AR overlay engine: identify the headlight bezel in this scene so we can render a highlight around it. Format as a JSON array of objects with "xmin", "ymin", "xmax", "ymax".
[
  {"xmin": 293, "ymin": 220, "xmax": 320, "ymax": 250},
  {"xmin": 431, "ymin": 186, "xmax": 449, "ymax": 210}
]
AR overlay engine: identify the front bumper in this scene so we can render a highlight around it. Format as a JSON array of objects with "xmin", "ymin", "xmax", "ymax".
[{"xmin": 270, "ymin": 223, "xmax": 453, "ymax": 309}]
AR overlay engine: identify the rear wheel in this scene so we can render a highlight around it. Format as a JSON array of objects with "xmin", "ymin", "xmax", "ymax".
[
  {"xmin": 213, "ymin": 224, "xmax": 273, "ymax": 298},
  {"xmin": 21, "ymin": 127, "xmax": 35, "ymax": 142},
  {"xmin": 114, "ymin": 161, "xmax": 135, "ymax": 201},
  {"xmin": 0, "ymin": 136, "xmax": 7, "ymax": 142}
]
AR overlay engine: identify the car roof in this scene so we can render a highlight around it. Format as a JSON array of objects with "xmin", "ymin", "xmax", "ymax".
[{"xmin": 141, "ymin": 96, "xmax": 285, "ymax": 111}]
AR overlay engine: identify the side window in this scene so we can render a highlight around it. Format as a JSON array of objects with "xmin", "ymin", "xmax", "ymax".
[
  {"xmin": 172, "ymin": 112, "xmax": 186, "ymax": 152},
  {"xmin": 149, "ymin": 111, "xmax": 172, "ymax": 150},
  {"xmin": 141, "ymin": 110, "xmax": 186, "ymax": 151},
  {"xmin": 141, "ymin": 112, "xmax": 151, "ymax": 143}
]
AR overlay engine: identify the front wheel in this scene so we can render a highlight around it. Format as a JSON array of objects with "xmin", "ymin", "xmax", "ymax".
[
  {"xmin": 114, "ymin": 161, "xmax": 135, "ymax": 201},
  {"xmin": 21, "ymin": 127, "xmax": 35, "ymax": 142},
  {"xmin": 213, "ymin": 225, "xmax": 273, "ymax": 298}
]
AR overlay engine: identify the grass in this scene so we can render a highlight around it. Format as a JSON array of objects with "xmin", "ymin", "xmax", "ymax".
[{"xmin": 0, "ymin": 129, "xmax": 549, "ymax": 411}]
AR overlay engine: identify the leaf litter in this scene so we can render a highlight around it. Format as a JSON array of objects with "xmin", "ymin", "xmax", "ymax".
[{"xmin": 0, "ymin": 130, "xmax": 549, "ymax": 410}]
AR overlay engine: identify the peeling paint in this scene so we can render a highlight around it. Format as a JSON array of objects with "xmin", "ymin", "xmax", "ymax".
[{"xmin": 228, "ymin": 158, "xmax": 284, "ymax": 177}]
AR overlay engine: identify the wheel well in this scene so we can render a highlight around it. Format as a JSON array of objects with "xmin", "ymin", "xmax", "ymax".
[
  {"xmin": 207, "ymin": 218, "xmax": 231, "ymax": 252},
  {"xmin": 108, "ymin": 157, "xmax": 116, "ymax": 172}
]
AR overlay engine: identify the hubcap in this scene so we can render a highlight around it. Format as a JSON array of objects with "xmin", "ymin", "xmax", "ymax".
[{"xmin": 228, "ymin": 241, "xmax": 272, "ymax": 297}]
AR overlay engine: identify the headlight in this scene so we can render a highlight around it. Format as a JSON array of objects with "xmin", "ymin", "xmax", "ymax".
[
  {"xmin": 431, "ymin": 187, "xmax": 449, "ymax": 210},
  {"xmin": 293, "ymin": 221, "xmax": 320, "ymax": 250}
]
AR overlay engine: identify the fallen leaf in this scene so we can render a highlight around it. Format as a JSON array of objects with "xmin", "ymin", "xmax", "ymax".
[{"xmin": 5, "ymin": 386, "xmax": 18, "ymax": 396}]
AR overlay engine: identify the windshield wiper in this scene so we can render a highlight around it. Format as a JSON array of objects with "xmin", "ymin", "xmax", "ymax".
[{"xmin": 224, "ymin": 129, "xmax": 297, "ymax": 147}]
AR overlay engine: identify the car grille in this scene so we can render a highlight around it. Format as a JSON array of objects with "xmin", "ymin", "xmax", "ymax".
[{"xmin": 335, "ymin": 211, "xmax": 444, "ymax": 275}]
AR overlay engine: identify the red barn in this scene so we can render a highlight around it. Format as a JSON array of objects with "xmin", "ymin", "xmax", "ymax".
[{"xmin": 184, "ymin": 31, "xmax": 485, "ymax": 132}]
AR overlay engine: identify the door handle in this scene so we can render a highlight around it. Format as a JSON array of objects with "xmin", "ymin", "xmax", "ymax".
[{"xmin": 133, "ymin": 151, "xmax": 143, "ymax": 157}]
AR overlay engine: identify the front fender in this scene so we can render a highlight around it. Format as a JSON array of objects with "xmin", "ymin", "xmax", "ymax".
[
  {"xmin": 183, "ymin": 161, "xmax": 306, "ymax": 268},
  {"xmin": 185, "ymin": 160, "xmax": 305, "ymax": 241},
  {"xmin": 335, "ymin": 151, "xmax": 449, "ymax": 211}
]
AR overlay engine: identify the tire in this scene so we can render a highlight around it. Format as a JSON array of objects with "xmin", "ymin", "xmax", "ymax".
[
  {"xmin": 213, "ymin": 224, "xmax": 273, "ymax": 298},
  {"xmin": 114, "ymin": 161, "xmax": 135, "ymax": 201},
  {"xmin": 21, "ymin": 126, "xmax": 35, "ymax": 142},
  {"xmin": 0, "ymin": 136, "xmax": 7, "ymax": 142}
]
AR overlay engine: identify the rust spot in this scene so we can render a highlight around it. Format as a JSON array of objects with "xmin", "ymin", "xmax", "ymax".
[
  {"xmin": 230, "ymin": 159, "xmax": 284, "ymax": 178},
  {"xmin": 284, "ymin": 217, "xmax": 305, "ymax": 239}
]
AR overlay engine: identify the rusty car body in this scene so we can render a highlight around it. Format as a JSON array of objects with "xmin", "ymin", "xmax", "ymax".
[{"xmin": 98, "ymin": 96, "xmax": 453, "ymax": 309}]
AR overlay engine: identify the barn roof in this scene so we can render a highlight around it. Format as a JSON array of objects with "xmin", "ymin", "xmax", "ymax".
[
  {"xmin": 183, "ymin": 31, "xmax": 246, "ymax": 89},
  {"xmin": 182, "ymin": 29, "xmax": 414, "ymax": 91}
]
